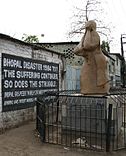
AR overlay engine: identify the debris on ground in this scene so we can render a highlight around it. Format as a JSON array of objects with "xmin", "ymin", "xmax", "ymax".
[{"xmin": 72, "ymin": 137, "xmax": 89, "ymax": 148}]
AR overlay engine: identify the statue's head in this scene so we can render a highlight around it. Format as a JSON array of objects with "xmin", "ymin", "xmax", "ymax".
[{"xmin": 85, "ymin": 20, "xmax": 96, "ymax": 31}]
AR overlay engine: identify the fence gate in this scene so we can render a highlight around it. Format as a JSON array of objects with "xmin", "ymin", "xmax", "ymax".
[{"xmin": 36, "ymin": 90, "xmax": 126, "ymax": 152}]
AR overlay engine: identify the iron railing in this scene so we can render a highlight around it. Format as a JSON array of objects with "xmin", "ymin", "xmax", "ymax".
[{"xmin": 36, "ymin": 90, "xmax": 126, "ymax": 152}]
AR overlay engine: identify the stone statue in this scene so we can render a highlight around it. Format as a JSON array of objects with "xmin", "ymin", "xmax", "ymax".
[{"xmin": 74, "ymin": 20, "xmax": 110, "ymax": 95}]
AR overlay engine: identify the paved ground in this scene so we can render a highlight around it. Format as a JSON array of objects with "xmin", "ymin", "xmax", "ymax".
[{"xmin": 0, "ymin": 121, "xmax": 126, "ymax": 156}]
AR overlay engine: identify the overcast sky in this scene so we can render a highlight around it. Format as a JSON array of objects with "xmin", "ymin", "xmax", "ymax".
[{"xmin": 0, "ymin": 0, "xmax": 126, "ymax": 53}]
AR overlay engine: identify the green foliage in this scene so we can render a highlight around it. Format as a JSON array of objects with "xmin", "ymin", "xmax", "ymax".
[
  {"xmin": 22, "ymin": 34, "xmax": 39, "ymax": 43},
  {"xmin": 101, "ymin": 41, "xmax": 110, "ymax": 52}
]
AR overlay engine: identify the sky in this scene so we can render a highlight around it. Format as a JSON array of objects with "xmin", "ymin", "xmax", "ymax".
[{"xmin": 0, "ymin": 0, "xmax": 126, "ymax": 54}]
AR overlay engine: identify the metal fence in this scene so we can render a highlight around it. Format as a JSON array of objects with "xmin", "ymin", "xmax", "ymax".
[{"xmin": 36, "ymin": 90, "xmax": 126, "ymax": 152}]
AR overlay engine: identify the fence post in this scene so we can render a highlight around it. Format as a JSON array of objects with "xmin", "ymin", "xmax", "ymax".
[
  {"xmin": 41, "ymin": 103, "xmax": 46, "ymax": 142},
  {"xmin": 36, "ymin": 100, "xmax": 38, "ymax": 130},
  {"xmin": 106, "ymin": 104, "xmax": 113, "ymax": 152},
  {"xmin": 56, "ymin": 94, "xmax": 59, "ymax": 123}
]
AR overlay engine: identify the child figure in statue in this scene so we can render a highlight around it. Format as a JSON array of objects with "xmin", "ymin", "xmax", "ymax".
[{"xmin": 74, "ymin": 20, "xmax": 110, "ymax": 95}]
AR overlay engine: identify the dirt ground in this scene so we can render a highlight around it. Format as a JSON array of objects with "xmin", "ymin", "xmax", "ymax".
[{"xmin": 0, "ymin": 121, "xmax": 126, "ymax": 156}]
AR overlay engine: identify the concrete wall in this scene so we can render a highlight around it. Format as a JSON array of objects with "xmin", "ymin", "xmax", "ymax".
[
  {"xmin": 0, "ymin": 38, "xmax": 32, "ymax": 131},
  {"xmin": 40, "ymin": 42, "xmax": 84, "ymax": 66},
  {"xmin": 0, "ymin": 36, "xmax": 64, "ymax": 132}
]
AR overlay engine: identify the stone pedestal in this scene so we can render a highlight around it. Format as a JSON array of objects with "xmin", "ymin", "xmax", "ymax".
[{"xmin": 61, "ymin": 95, "xmax": 123, "ymax": 137}]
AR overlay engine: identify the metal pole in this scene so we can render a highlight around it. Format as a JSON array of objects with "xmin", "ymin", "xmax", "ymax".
[
  {"xmin": 106, "ymin": 104, "xmax": 113, "ymax": 152},
  {"xmin": 121, "ymin": 35, "xmax": 125, "ymax": 87},
  {"xmin": 121, "ymin": 35, "xmax": 124, "ymax": 57}
]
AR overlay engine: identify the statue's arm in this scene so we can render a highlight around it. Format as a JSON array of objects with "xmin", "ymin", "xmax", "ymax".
[
  {"xmin": 83, "ymin": 43, "xmax": 99, "ymax": 51},
  {"xmin": 83, "ymin": 32, "xmax": 100, "ymax": 51},
  {"xmin": 74, "ymin": 35, "xmax": 85, "ymax": 56}
]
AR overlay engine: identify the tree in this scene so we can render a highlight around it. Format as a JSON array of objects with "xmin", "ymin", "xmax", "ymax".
[
  {"xmin": 69, "ymin": 0, "xmax": 112, "ymax": 40},
  {"xmin": 101, "ymin": 41, "xmax": 110, "ymax": 53},
  {"xmin": 22, "ymin": 34, "xmax": 39, "ymax": 43}
]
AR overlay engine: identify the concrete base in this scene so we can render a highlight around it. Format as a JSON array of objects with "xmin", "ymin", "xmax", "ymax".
[
  {"xmin": 0, "ymin": 107, "xmax": 35, "ymax": 133},
  {"xmin": 61, "ymin": 95, "xmax": 123, "ymax": 137}
]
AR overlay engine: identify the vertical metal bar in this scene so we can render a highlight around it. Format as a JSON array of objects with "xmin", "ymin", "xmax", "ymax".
[
  {"xmin": 121, "ymin": 99, "xmax": 124, "ymax": 148},
  {"xmin": 36, "ymin": 100, "xmax": 38, "ymax": 130},
  {"xmin": 85, "ymin": 104, "xmax": 87, "ymax": 146},
  {"xmin": 41, "ymin": 102, "xmax": 46, "ymax": 142},
  {"xmin": 75, "ymin": 97, "xmax": 77, "ymax": 145},
  {"xmin": 52, "ymin": 100, "xmax": 54, "ymax": 143},
  {"xmin": 116, "ymin": 107, "xmax": 118, "ymax": 150},
  {"xmin": 112, "ymin": 109, "xmax": 115, "ymax": 150},
  {"xmin": 61, "ymin": 96, "xmax": 63, "ymax": 145},
  {"xmin": 100, "ymin": 105, "xmax": 103, "ymax": 150},
  {"xmin": 65, "ymin": 96, "xmax": 68, "ymax": 147},
  {"xmin": 57, "ymin": 99, "xmax": 59, "ymax": 144},
  {"xmin": 89, "ymin": 104, "xmax": 91, "ymax": 147},
  {"xmin": 47, "ymin": 100, "xmax": 49, "ymax": 142},
  {"xmin": 70, "ymin": 97, "xmax": 72, "ymax": 147},
  {"xmin": 123, "ymin": 94, "xmax": 126, "ymax": 147},
  {"xmin": 80, "ymin": 102, "xmax": 82, "ymax": 148},
  {"xmin": 106, "ymin": 104, "xmax": 113, "ymax": 152},
  {"xmin": 95, "ymin": 104, "xmax": 97, "ymax": 148},
  {"xmin": 56, "ymin": 94, "xmax": 59, "ymax": 122}
]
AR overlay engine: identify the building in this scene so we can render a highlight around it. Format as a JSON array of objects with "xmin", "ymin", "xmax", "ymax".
[
  {"xmin": 39, "ymin": 42, "xmax": 123, "ymax": 89},
  {"xmin": 37, "ymin": 42, "xmax": 83, "ymax": 66},
  {"xmin": 109, "ymin": 53, "xmax": 124, "ymax": 87},
  {"xmin": 0, "ymin": 33, "xmax": 65, "ymax": 131},
  {"xmin": 37, "ymin": 42, "xmax": 83, "ymax": 90}
]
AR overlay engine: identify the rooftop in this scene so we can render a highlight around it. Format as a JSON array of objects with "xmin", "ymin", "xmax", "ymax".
[{"xmin": 0, "ymin": 33, "xmax": 64, "ymax": 56}]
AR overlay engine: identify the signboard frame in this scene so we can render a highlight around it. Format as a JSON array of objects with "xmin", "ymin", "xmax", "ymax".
[{"xmin": 1, "ymin": 53, "xmax": 59, "ymax": 112}]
